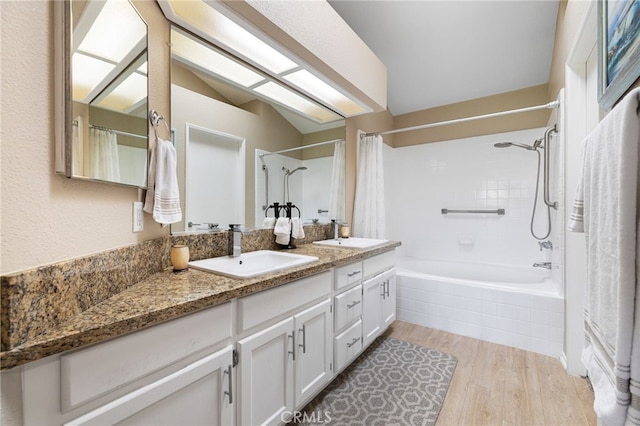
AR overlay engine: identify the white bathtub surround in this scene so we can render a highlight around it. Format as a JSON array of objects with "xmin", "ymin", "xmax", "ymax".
[
  {"xmin": 353, "ymin": 132, "xmax": 386, "ymax": 238},
  {"xmin": 569, "ymin": 88, "xmax": 640, "ymax": 425},
  {"xmin": 385, "ymin": 128, "xmax": 563, "ymax": 266},
  {"xmin": 385, "ymin": 127, "xmax": 566, "ymax": 357},
  {"xmin": 396, "ymin": 258, "xmax": 563, "ymax": 357}
]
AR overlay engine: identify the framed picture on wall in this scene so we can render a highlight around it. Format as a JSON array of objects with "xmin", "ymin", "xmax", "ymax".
[{"xmin": 597, "ymin": 0, "xmax": 640, "ymax": 111}]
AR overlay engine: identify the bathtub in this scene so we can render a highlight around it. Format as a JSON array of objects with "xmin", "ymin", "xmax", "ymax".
[{"xmin": 395, "ymin": 257, "xmax": 564, "ymax": 357}]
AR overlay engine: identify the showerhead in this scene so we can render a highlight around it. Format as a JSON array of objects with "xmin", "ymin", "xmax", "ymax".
[
  {"xmin": 493, "ymin": 142, "xmax": 536, "ymax": 151},
  {"xmin": 287, "ymin": 166, "xmax": 308, "ymax": 176}
]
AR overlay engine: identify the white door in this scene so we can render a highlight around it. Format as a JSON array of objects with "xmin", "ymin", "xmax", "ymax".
[
  {"xmin": 382, "ymin": 270, "xmax": 397, "ymax": 328},
  {"xmin": 294, "ymin": 299, "xmax": 333, "ymax": 407},
  {"xmin": 66, "ymin": 346, "xmax": 234, "ymax": 426},
  {"xmin": 237, "ymin": 318, "xmax": 295, "ymax": 426},
  {"xmin": 362, "ymin": 275, "xmax": 383, "ymax": 347}
]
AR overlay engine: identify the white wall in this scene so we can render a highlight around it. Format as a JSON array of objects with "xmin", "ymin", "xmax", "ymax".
[
  {"xmin": 0, "ymin": 1, "xmax": 169, "ymax": 275},
  {"xmin": 385, "ymin": 127, "xmax": 563, "ymax": 268}
]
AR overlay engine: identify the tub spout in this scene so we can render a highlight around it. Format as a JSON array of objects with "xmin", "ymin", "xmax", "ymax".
[{"xmin": 533, "ymin": 262, "xmax": 551, "ymax": 269}]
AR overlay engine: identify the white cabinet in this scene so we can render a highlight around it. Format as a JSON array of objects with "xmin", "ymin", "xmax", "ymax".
[
  {"xmin": 362, "ymin": 268, "xmax": 396, "ymax": 348},
  {"xmin": 334, "ymin": 284, "xmax": 362, "ymax": 333},
  {"xmin": 66, "ymin": 346, "xmax": 234, "ymax": 426},
  {"xmin": 334, "ymin": 320, "xmax": 362, "ymax": 372},
  {"xmin": 294, "ymin": 299, "xmax": 332, "ymax": 407},
  {"xmin": 236, "ymin": 272, "xmax": 332, "ymax": 425},
  {"xmin": 382, "ymin": 272, "xmax": 397, "ymax": 328},
  {"xmin": 237, "ymin": 299, "xmax": 333, "ymax": 426},
  {"xmin": 237, "ymin": 318, "xmax": 295, "ymax": 426}
]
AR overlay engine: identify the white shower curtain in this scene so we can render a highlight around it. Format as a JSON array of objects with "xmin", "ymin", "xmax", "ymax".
[
  {"xmin": 89, "ymin": 127, "xmax": 120, "ymax": 182},
  {"xmin": 328, "ymin": 140, "xmax": 346, "ymax": 222},
  {"xmin": 353, "ymin": 132, "xmax": 385, "ymax": 238},
  {"xmin": 72, "ymin": 116, "xmax": 84, "ymax": 176}
]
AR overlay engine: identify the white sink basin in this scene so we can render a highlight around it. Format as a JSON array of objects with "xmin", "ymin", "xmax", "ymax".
[
  {"xmin": 313, "ymin": 237, "xmax": 388, "ymax": 248},
  {"xmin": 188, "ymin": 250, "xmax": 318, "ymax": 279}
]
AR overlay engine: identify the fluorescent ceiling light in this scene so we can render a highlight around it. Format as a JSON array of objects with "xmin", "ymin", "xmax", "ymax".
[
  {"xmin": 168, "ymin": 0, "xmax": 298, "ymax": 74},
  {"xmin": 171, "ymin": 28, "xmax": 264, "ymax": 87},
  {"xmin": 77, "ymin": 0, "xmax": 146, "ymax": 63},
  {"xmin": 283, "ymin": 70, "xmax": 368, "ymax": 116},
  {"xmin": 254, "ymin": 81, "xmax": 342, "ymax": 123},
  {"xmin": 97, "ymin": 72, "xmax": 147, "ymax": 112},
  {"xmin": 72, "ymin": 53, "xmax": 115, "ymax": 101}
]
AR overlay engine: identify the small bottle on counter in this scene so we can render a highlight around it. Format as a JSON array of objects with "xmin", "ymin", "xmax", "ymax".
[
  {"xmin": 171, "ymin": 244, "xmax": 189, "ymax": 272},
  {"xmin": 339, "ymin": 224, "xmax": 350, "ymax": 238}
]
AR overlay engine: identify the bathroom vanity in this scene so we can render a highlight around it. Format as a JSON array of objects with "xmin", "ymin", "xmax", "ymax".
[{"xmin": 1, "ymin": 242, "xmax": 398, "ymax": 426}]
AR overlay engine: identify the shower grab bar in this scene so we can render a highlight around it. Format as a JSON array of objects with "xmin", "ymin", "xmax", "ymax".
[{"xmin": 441, "ymin": 208, "xmax": 505, "ymax": 215}]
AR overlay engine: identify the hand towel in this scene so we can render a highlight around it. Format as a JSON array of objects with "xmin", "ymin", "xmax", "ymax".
[
  {"xmin": 143, "ymin": 138, "xmax": 182, "ymax": 225},
  {"xmin": 291, "ymin": 217, "xmax": 305, "ymax": 239},
  {"xmin": 569, "ymin": 88, "xmax": 640, "ymax": 425},
  {"xmin": 263, "ymin": 217, "xmax": 276, "ymax": 228},
  {"xmin": 274, "ymin": 217, "xmax": 290, "ymax": 245}
]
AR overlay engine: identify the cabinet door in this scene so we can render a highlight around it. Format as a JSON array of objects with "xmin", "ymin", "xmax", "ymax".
[
  {"xmin": 362, "ymin": 275, "xmax": 383, "ymax": 348},
  {"xmin": 294, "ymin": 299, "xmax": 332, "ymax": 407},
  {"xmin": 382, "ymin": 271, "xmax": 397, "ymax": 328},
  {"xmin": 65, "ymin": 346, "xmax": 234, "ymax": 426},
  {"xmin": 238, "ymin": 318, "xmax": 295, "ymax": 426}
]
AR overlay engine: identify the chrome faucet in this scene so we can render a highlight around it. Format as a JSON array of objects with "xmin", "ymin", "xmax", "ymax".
[
  {"xmin": 538, "ymin": 240, "xmax": 553, "ymax": 251},
  {"xmin": 533, "ymin": 262, "xmax": 551, "ymax": 269},
  {"xmin": 229, "ymin": 224, "xmax": 242, "ymax": 257},
  {"xmin": 331, "ymin": 219, "xmax": 339, "ymax": 239}
]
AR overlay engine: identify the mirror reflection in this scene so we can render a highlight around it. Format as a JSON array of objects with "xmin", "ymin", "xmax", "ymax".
[
  {"xmin": 169, "ymin": 26, "xmax": 346, "ymax": 233},
  {"xmin": 70, "ymin": 0, "xmax": 148, "ymax": 187}
]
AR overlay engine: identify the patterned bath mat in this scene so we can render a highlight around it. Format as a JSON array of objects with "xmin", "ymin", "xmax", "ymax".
[{"xmin": 299, "ymin": 337, "xmax": 457, "ymax": 426}]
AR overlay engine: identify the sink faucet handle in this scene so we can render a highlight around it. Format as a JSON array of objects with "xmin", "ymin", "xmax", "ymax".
[{"xmin": 229, "ymin": 224, "xmax": 242, "ymax": 231}]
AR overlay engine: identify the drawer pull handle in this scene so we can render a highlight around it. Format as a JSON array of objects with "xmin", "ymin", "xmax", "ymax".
[
  {"xmin": 288, "ymin": 332, "xmax": 296, "ymax": 360},
  {"xmin": 299, "ymin": 325, "xmax": 306, "ymax": 354},
  {"xmin": 347, "ymin": 270, "xmax": 361, "ymax": 278},
  {"xmin": 347, "ymin": 337, "xmax": 360, "ymax": 348},
  {"xmin": 385, "ymin": 280, "xmax": 390, "ymax": 298},
  {"xmin": 224, "ymin": 365, "xmax": 233, "ymax": 404},
  {"xmin": 347, "ymin": 300, "xmax": 361, "ymax": 309}
]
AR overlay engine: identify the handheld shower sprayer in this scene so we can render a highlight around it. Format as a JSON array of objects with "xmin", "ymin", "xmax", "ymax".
[{"xmin": 493, "ymin": 142, "xmax": 536, "ymax": 151}]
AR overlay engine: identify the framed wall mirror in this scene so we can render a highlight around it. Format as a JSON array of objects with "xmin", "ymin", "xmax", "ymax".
[
  {"xmin": 55, "ymin": 0, "xmax": 149, "ymax": 188},
  {"xmin": 169, "ymin": 26, "xmax": 346, "ymax": 233}
]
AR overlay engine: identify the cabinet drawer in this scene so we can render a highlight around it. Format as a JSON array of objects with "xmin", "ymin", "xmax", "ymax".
[
  {"xmin": 61, "ymin": 302, "xmax": 232, "ymax": 411},
  {"xmin": 334, "ymin": 285, "xmax": 362, "ymax": 332},
  {"xmin": 363, "ymin": 251, "xmax": 395, "ymax": 279},
  {"xmin": 334, "ymin": 320, "xmax": 362, "ymax": 373},
  {"xmin": 238, "ymin": 271, "xmax": 331, "ymax": 333},
  {"xmin": 335, "ymin": 261, "xmax": 363, "ymax": 290}
]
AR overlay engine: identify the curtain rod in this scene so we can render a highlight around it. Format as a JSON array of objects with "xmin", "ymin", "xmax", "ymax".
[
  {"xmin": 362, "ymin": 101, "xmax": 560, "ymax": 137},
  {"xmin": 73, "ymin": 121, "xmax": 147, "ymax": 140},
  {"xmin": 259, "ymin": 138, "xmax": 343, "ymax": 157}
]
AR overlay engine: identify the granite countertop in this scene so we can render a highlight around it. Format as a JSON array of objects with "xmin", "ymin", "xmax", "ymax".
[{"xmin": 0, "ymin": 241, "xmax": 400, "ymax": 370}]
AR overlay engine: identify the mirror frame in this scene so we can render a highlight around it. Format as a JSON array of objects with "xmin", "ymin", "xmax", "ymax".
[{"xmin": 54, "ymin": 0, "xmax": 150, "ymax": 189}]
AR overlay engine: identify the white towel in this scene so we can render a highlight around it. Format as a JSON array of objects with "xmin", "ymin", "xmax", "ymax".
[
  {"xmin": 569, "ymin": 87, "xmax": 640, "ymax": 425},
  {"xmin": 291, "ymin": 217, "xmax": 305, "ymax": 240},
  {"xmin": 143, "ymin": 138, "xmax": 182, "ymax": 225},
  {"xmin": 263, "ymin": 217, "xmax": 276, "ymax": 228},
  {"xmin": 274, "ymin": 217, "xmax": 291, "ymax": 245}
]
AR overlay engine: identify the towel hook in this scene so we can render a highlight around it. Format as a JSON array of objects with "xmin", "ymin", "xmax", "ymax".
[{"xmin": 149, "ymin": 109, "xmax": 171, "ymax": 141}]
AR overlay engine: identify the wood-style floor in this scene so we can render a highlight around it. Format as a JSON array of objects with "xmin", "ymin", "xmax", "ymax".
[{"xmin": 385, "ymin": 320, "xmax": 596, "ymax": 425}]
